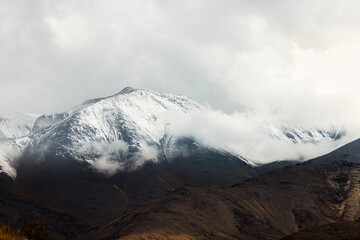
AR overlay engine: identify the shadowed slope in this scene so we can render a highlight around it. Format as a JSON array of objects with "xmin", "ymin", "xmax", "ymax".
[
  {"xmin": 75, "ymin": 138, "xmax": 360, "ymax": 240},
  {"xmin": 0, "ymin": 173, "xmax": 88, "ymax": 240},
  {"xmin": 13, "ymin": 149, "xmax": 255, "ymax": 226}
]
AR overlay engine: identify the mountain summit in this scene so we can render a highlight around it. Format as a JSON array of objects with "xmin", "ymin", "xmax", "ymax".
[
  {"xmin": 26, "ymin": 87, "xmax": 204, "ymax": 174},
  {"xmin": 0, "ymin": 88, "xmax": 203, "ymax": 177}
]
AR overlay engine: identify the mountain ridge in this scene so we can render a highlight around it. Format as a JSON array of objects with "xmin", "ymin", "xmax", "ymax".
[{"xmin": 0, "ymin": 87, "xmax": 346, "ymax": 178}]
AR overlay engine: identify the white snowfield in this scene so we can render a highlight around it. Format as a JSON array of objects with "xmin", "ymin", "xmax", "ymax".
[
  {"xmin": 264, "ymin": 124, "xmax": 343, "ymax": 144},
  {"xmin": 0, "ymin": 112, "xmax": 38, "ymax": 140},
  {"xmin": 0, "ymin": 87, "xmax": 344, "ymax": 178}
]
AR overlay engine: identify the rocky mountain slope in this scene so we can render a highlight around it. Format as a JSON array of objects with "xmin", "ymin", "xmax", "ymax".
[{"xmin": 75, "ymin": 138, "xmax": 360, "ymax": 240}]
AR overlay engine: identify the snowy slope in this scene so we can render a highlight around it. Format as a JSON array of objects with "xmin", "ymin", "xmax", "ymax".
[
  {"xmin": 0, "ymin": 137, "xmax": 30, "ymax": 178},
  {"xmin": 264, "ymin": 124, "xmax": 345, "ymax": 144},
  {"xmin": 0, "ymin": 112, "xmax": 38, "ymax": 140},
  {"xmin": 0, "ymin": 112, "xmax": 38, "ymax": 178},
  {"xmin": 26, "ymin": 87, "xmax": 203, "ymax": 171}
]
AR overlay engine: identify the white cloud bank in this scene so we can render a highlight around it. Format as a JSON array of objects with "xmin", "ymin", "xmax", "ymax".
[{"xmin": 162, "ymin": 109, "xmax": 357, "ymax": 164}]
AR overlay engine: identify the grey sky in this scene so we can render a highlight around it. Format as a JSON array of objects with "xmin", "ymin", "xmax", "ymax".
[{"xmin": 1, "ymin": 0, "xmax": 360, "ymax": 129}]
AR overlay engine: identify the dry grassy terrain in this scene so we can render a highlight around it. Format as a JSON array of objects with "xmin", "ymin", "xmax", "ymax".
[{"xmin": 281, "ymin": 221, "xmax": 360, "ymax": 240}]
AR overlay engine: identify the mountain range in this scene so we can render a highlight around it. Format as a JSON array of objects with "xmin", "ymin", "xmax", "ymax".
[
  {"xmin": 0, "ymin": 87, "xmax": 344, "ymax": 178},
  {"xmin": 0, "ymin": 87, "xmax": 353, "ymax": 240}
]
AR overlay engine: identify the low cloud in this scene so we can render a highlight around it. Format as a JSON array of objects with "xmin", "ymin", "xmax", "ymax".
[
  {"xmin": 91, "ymin": 155, "xmax": 124, "ymax": 176},
  {"xmin": 80, "ymin": 106, "xmax": 360, "ymax": 173},
  {"xmin": 130, "ymin": 142, "xmax": 159, "ymax": 168},
  {"xmin": 162, "ymin": 108, "xmax": 358, "ymax": 164},
  {"xmin": 79, "ymin": 139, "xmax": 159, "ymax": 175},
  {"xmin": 79, "ymin": 140, "xmax": 128, "ymax": 175}
]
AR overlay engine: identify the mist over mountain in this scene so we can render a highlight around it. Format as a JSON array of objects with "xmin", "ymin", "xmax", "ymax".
[
  {"xmin": 0, "ymin": 85, "xmax": 353, "ymax": 239},
  {"xmin": 0, "ymin": 87, "xmax": 346, "ymax": 178},
  {"xmin": 0, "ymin": 87, "xmax": 348, "ymax": 233}
]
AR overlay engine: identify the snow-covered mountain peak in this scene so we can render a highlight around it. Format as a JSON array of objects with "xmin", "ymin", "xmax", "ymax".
[
  {"xmin": 25, "ymin": 88, "xmax": 203, "ymax": 173},
  {"xmin": 76, "ymin": 87, "xmax": 199, "ymax": 114},
  {"xmin": 75, "ymin": 87, "xmax": 201, "ymax": 119},
  {"xmin": 117, "ymin": 86, "xmax": 137, "ymax": 95}
]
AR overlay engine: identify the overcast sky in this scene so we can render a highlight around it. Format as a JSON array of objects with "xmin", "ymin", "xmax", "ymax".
[{"xmin": 1, "ymin": 0, "xmax": 360, "ymax": 130}]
